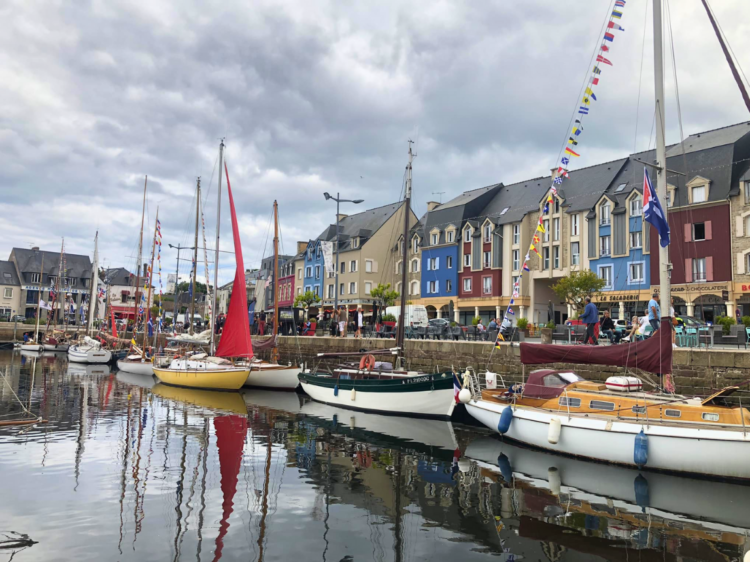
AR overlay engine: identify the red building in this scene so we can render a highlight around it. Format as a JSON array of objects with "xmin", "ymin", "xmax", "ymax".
[
  {"xmin": 277, "ymin": 274, "xmax": 295, "ymax": 308},
  {"xmin": 457, "ymin": 218, "xmax": 503, "ymax": 323}
]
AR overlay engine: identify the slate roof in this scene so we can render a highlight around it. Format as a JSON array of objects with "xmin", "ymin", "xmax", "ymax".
[
  {"xmin": 10, "ymin": 248, "xmax": 92, "ymax": 280},
  {"xmin": 481, "ymin": 177, "xmax": 550, "ymax": 226},
  {"xmin": 314, "ymin": 201, "xmax": 407, "ymax": 252},
  {"xmin": 103, "ymin": 267, "xmax": 133, "ymax": 286},
  {"xmin": 556, "ymin": 158, "xmax": 629, "ymax": 213},
  {"xmin": 0, "ymin": 260, "xmax": 20, "ymax": 286},
  {"xmin": 666, "ymin": 121, "xmax": 750, "ymax": 157},
  {"xmin": 422, "ymin": 184, "xmax": 502, "ymax": 246}
]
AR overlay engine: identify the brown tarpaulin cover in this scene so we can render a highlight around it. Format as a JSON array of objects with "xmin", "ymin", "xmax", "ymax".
[{"xmin": 519, "ymin": 319, "xmax": 672, "ymax": 375}]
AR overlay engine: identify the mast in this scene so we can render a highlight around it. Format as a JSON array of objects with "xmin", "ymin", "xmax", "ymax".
[
  {"xmin": 132, "ymin": 177, "xmax": 148, "ymax": 334},
  {"xmin": 272, "ymin": 201, "xmax": 280, "ymax": 363},
  {"xmin": 210, "ymin": 140, "xmax": 224, "ymax": 355},
  {"xmin": 653, "ymin": 0, "xmax": 671, "ymax": 314},
  {"xmin": 143, "ymin": 210, "xmax": 159, "ymax": 359},
  {"xmin": 86, "ymin": 232, "xmax": 99, "ymax": 336},
  {"xmin": 189, "ymin": 178, "xmax": 200, "ymax": 335},
  {"xmin": 700, "ymin": 0, "xmax": 750, "ymax": 113},
  {"xmin": 33, "ymin": 253, "xmax": 44, "ymax": 343},
  {"xmin": 395, "ymin": 141, "xmax": 414, "ymax": 354}
]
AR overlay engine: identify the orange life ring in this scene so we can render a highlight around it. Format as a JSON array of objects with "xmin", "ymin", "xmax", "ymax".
[{"xmin": 359, "ymin": 354, "xmax": 376, "ymax": 371}]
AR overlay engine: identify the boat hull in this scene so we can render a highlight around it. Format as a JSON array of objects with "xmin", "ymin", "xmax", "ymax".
[
  {"xmin": 299, "ymin": 372, "xmax": 456, "ymax": 419},
  {"xmin": 20, "ymin": 344, "xmax": 43, "ymax": 352},
  {"xmin": 68, "ymin": 346, "xmax": 112, "ymax": 364},
  {"xmin": 153, "ymin": 367, "xmax": 249, "ymax": 391},
  {"xmin": 116, "ymin": 360, "xmax": 155, "ymax": 376},
  {"xmin": 43, "ymin": 344, "xmax": 69, "ymax": 352},
  {"xmin": 244, "ymin": 365, "xmax": 300, "ymax": 390},
  {"xmin": 465, "ymin": 400, "xmax": 750, "ymax": 480}
]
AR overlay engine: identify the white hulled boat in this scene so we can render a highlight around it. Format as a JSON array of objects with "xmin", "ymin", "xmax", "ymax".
[{"xmin": 68, "ymin": 337, "xmax": 112, "ymax": 364}]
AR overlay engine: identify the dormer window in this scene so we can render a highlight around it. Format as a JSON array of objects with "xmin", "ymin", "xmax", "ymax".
[
  {"xmin": 600, "ymin": 203, "xmax": 611, "ymax": 226},
  {"xmin": 483, "ymin": 224, "xmax": 492, "ymax": 243},
  {"xmin": 431, "ymin": 233, "xmax": 438, "ymax": 245},
  {"xmin": 352, "ymin": 237, "xmax": 359, "ymax": 249},
  {"xmin": 447, "ymin": 230, "xmax": 455, "ymax": 243},
  {"xmin": 692, "ymin": 185, "xmax": 706, "ymax": 203},
  {"xmin": 412, "ymin": 237, "xmax": 419, "ymax": 253},
  {"xmin": 463, "ymin": 227, "xmax": 471, "ymax": 243},
  {"xmin": 630, "ymin": 197, "xmax": 642, "ymax": 217}
]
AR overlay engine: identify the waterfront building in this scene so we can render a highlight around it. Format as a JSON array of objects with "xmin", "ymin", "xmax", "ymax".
[
  {"xmin": 391, "ymin": 212, "xmax": 425, "ymax": 307},
  {"xmin": 292, "ymin": 242, "xmax": 307, "ymax": 301},
  {"xmin": 216, "ymin": 269, "xmax": 259, "ymax": 315},
  {"xmin": 260, "ymin": 254, "xmax": 293, "ymax": 314},
  {"xmin": 0, "ymin": 260, "xmax": 22, "ymax": 320},
  {"xmin": 301, "ymin": 239, "xmax": 326, "ymax": 303},
  {"xmin": 102, "ymin": 267, "xmax": 139, "ymax": 320}
]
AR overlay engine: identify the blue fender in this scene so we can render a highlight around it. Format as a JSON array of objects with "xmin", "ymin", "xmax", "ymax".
[
  {"xmin": 498, "ymin": 407, "xmax": 513, "ymax": 434},
  {"xmin": 334, "ymin": 385, "xmax": 339, "ymax": 397},
  {"xmin": 634, "ymin": 474, "xmax": 650, "ymax": 510},
  {"xmin": 497, "ymin": 454, "xmax": 513, "ymax": 483},
  {"xmin": 634, "ymin": 430, "xmax": 649, "ymax": 468}
]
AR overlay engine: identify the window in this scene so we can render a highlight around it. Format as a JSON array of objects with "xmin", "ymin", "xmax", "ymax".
[
  {"xmin": 305, "ymin": 266, "xmax": 312, "ymax": 278},
  {"xmin": 349, "ymin": 260, "xmax": 356, "ymax": 272},
  {"xmin": 482, "ymin": 276, "xmax": 492, "ymax": 294},
  {"xmin": 463, "ymin": 254, "xmax": 470, "ymax": 267},
  {"xmin": 313, "ymin": 286, "xmax": 320, "ymax": 297},
  {"xmin": 431, "ymin": 233, "xmax": 438, "ymax": 245},
  {"xmin": 463, "ymin": 228, "xmax": 471, "ymax": 243},
  {"xmin": 365, "ymin": 282, "xmax": 372, "ymax": 295},
  {"xmin": 298, "ymin": 269, "xmax": 302, "ymax": 279},
  {"xmin": 745, "ymin": 182, "xmax": 750, "ymax": 204},
  {"xmin": 693, "ymin": 223, "xmax": 706, "ymax": 241},
  {"xmin": 513, "ymin": 276, "xmax": 521, "ymax": 290},
  {"xmin": 412, "ymin": 238, "xmax": 419, "ymax": 253},
  {"xmin": 297, "ymin": 287, "xmax": 302, "ymax": 295},
  {"xmin": 599, "ymin": 265, "xmax": 612, "ymax": 288},
  {"xmin": 484, "ymin": 225, "xmax": 492, "ymax": 243},
  {"xmin": 339, "ymin": 261, "xmax": 345, "ymax": 274},
  {"xmin": 327, "ymin": 284, "xmax": 334, "ymax": 298},
  {"xmin": 554, "ymin": 199, "xmax": 560, "ymax": 214},
  {"xmin": 427, "ymin": 257, "xmax": 437, "ymax": 270},
  {"xmin": 693, "ymin": 258, "xmax": 706, "ymax": 282},
  {"xmin": 553, "ymin": 218, "xmax": 560, "ymax": 241},
  {"xmin": 570, "ymin": 214, "xmax": 579, "ymax": 237},
  {"xmin": 665, "ymin": 409, "xmax": 681, "ymax": 418},
  {"xmin": 446, "ymin": 280, "xmax": 452, "ymax": 292},
  {"xmin": 600, "ymin": 204, "xmax": 611, "ymax": 225},
  {"xmin": 543, "ymin": 220, "xmax": 550, "ymax": 242},
  {"xmin": 483, "ymin": 251, "xmax": 491, "ymax": 268},
  {"xmin": 630, "ymin": 198, "xmax": 642, "ymax": 216},
  {"xmin": 396, "ymin": 261, "xmax": 402, "ymax": 274},
  {"xmin": 630, "ymin": 231, "xmax": 642, "ymax": 249},
  {"xmin": 571, "ymin": 241, "xmax": 580, "ymax": 266},
  {"xmin": 553, "ymin": 246, "xmax": 560, "ymax": 269},
  {"xmin": 305, "ymin": 285, "xmax": 311, "ymax": 293},
  {"xmin": 512, "ymin": 250, "xmax": 520, "ymax": 271},
  {"xmin": 463, "ymin": 278, "xmax": 472, "ymax": 292},
  {"xmin": 512, "ymin": 224, "xmax": 520, "ymax": 245},
  {"xmin": 447, "ymin": 230, "xmax": 455, "ymax": 243},
  {"xmin": 314, "ymin": 265, "xmax": 321, "ymax": 279},
  {"xmin": 411, "ymin": 259, "xmax": 419, "ymax": 272},
  {"xmin": 349, "ymin": 282, "xmax": 356, "ymax": 294},
  {"xmin": 307, "ymin": 248, "xmax": 312, "ymax": 260},
  {"xmin": 352, "ymin": 238, "xmax": 359, "ymax": 249},
  {"xmin": 666, "ymin": 191, "xmax": 672, "ymax": 207},
  {"xmin": 30, "ymin": 273, "xmax": 40, "ymax": 284},
  {"xmin": 500, "ymin": 207, "xmax": 510, "ymax": 216},
  {"xmin": 746, "ymin": 253, "xmax": 750, "ymax": 274},
  {"xmin": 365, "ymin": 260, "xmax": 373, "ymax": 273},
  {"xmin": 702, "ymin": 412, "xmax": 720, "ymax": 422},
  {"xmin": 328, "ymin": 270, "xmax": 335, "ymax": 279},
  {"xmin": 559, "ymin": 397, "xmax": 581, "ymax": 408},
  {"xmin": 543, "ymin": 247, "xmax": 550, "ymax": 270},
  {"xmin": 3, "ymin": 288, "xmax": 11, "ymax": 298},
  {"xmin": 615, "ymin": 183, "xmax": 627, "ymax": 193},
  {"xmin": 447, "ymin": 256, "xmax": 453, "ymax": 269},
  {"xmin": 692, "ymin": 185, "xmax": 707, "ymax": 203},
  {"xmin": 428, "ymin": 281, "xmax": 437, "ymax": 294},
  {"xmin": 339, "ymin": 283, "xmax": 345, "ymax": 295},
  {"xmin": 400, "ymin": 241, "xmax": 404, "ymax": 254},
  {"xmin": 590, "ymin": 400, "xmax": 615, "ymax": 411},
  {"xmin": 600, "ymin": 235, "xmax": 611, "ymax": 256},
  {"xmin": 629, "ymin": 262, "xmax": 644, "ymax": 283},
  {"xmin": 632, "ymin": 406, "xmax": 647, "ymax": 414}
]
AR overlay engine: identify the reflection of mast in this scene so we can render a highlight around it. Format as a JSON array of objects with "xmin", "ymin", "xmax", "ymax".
[
  {"xmin": 394, "ymin": 451, "xmax": 403, "ymax": 562},
  {"xmin": 74, "ymin": 379, "xmax": 88, "ymax": 491},
  {"xmin": 132, "ymin": 388, "xmax": 145, "ymax": 545},
  {"xmin": 118, "ymin": 391, "xmax": 132, "ymax": 555},
  {"xmin": 196, "ymin": 418, "xmax": 210, "ymax": 562},
  {"xmin": 172, "ymin": 409, "xmax": 188, "ymax": 562},
  {"xmin": 257, "ymin": 431, "xmax": 272, "ymax": 562}
]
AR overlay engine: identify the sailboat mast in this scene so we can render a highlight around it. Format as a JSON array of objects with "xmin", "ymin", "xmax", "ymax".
[
  {"xmin": 653, "ymin": 0, "xmax": 671, "ymax": 312},
  {"xmin": 86, "ymin": 232, "xmax": 99, "ymax": 336},
  {"xmin": 133, "ymin": 176, "xmax": 148, "ymax": 332},
  {"xmin": 210, "ymin": 140, "xmax": 224, "ymax": 355},
  {"xmin": 395, "ymin": 141, "xmax": 414, "ymax": 353},
  {"xmin": 272, "ymin": 201, "xmax": 280, "ymax": 363},
  {"xmin": 143, "ymin": 211, "xmax": 158, "ymax": 359},
  {"xmin": 190, "ymin": 178, "xmax": 200, "ymax": 335},
  {"xmin": 54, "ymin": 239, "xmax": 63, "ymax": 328},
  {"xmin": 33, "ymin": 254, "xmax": 44, "ymax": 343}
]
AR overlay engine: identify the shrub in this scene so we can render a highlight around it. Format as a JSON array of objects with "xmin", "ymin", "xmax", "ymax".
[
  {"xmin": 381, "ymin": 313, "xmax": 397, "ymax": 323},
  {"xmin": 517, "ymin": 318, "xmax": 529, "ymax": 330},
  {"xmin": 472, "ymin": 316, "xmax": 481, "ymax": 326},
  {"xmin": 716, "ymin": 315, "xmax": 735, "ymax": 335},
  {"xmin": 742, "ymin": 316, "xmax": 750, "ymax": 327},
  {"xmin": 546, "ymin": 320, "xmax": 556, "ymax": 330},
  {"xmin": 23, "ymin": 318, "xmax": 36, "ymax": 325}
]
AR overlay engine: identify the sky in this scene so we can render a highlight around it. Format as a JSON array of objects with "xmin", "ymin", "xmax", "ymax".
[{"xmin": 2, "ymin": 0, "xmax": 750, "ymax": 286}]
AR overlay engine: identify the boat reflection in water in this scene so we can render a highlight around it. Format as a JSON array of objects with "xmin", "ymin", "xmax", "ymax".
[{"xmin": 466, "ymin": 436, "xmax": 750, "ymax": 561}]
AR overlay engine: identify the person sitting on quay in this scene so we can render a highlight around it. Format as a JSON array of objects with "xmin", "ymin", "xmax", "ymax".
[
  {"xmin": 599, "ymin": 309, "xmax": 621, "ymax": 344},
  {"xmin": 488, "ymin": 318, "xmax": 498, "ymax": 331}
]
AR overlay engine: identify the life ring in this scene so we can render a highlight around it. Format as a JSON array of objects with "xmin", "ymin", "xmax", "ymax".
[{"xmin": 359, "ymin": 354, "xmax": 376, "ymax": 371}]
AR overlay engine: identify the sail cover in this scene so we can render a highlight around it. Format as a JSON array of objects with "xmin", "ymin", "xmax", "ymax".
[
  {"xmin": 215, "ymin": 162, "xmax": 254, "ymax": 358},
  {"xmin": 520, "ymin": 319, "xmax": 672, "ymax": 376}
]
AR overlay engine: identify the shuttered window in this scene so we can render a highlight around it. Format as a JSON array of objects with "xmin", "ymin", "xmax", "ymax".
[
  {"xmin": 588, "ymin": 218, "xmax": 597, "ymax": 258},
  {"xmin": 613, "ymin": 213, "xmax": 626, "ymax": 255}
]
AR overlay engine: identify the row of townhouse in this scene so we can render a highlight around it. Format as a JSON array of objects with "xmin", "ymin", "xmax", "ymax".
[{"xmin": 397, "ymin": 121, "xmax": 750, "ymax": 325}]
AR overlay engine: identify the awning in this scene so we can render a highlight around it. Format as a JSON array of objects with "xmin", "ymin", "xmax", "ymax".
[{"xmin": 110, "ymin": 305, "xmax": 137, "ymax": 318}]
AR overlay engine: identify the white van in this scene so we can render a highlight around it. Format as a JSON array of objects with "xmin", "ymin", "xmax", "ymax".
[{"xmin": 385, "ymin": 305, "xmax": 429, "ymax": 328}]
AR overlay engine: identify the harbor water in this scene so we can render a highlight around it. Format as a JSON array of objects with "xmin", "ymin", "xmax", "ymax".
[{"xmin": 1, "ymin": 350, "xmax": 749, "ymax": 561}]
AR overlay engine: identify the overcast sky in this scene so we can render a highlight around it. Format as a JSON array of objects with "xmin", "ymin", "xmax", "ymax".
[{"xmin": 2, "ymin": 0, "xmax": 750, "ymax": 285}]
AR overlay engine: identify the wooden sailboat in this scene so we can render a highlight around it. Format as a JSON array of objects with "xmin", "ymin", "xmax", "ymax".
[
  {"xmin": 19, "ymin": 254, "xmax": 45, "ymax": 352},
  {"xmin": 153, "ymin": 141, "xmax": 251, "ymax": 390},
  {"xmin": 298, "ymin": 143, "xmax": 457, "ymax": 419},
  {"xmin": 463, "ymin": 0, "xmax": 750, "ymax": 480},
  {"xmin": 244, "ymin": 201, "xmax": 300, "ymax": 390},
  {"xmin": 43, "ymin": 240, "xmax": 72, "ymax": 352}
]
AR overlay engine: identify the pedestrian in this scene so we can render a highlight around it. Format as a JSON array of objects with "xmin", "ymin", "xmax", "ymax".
[
  {"xmin": 648, "ymin": 293, "xmax": 661, "ymax": 335},
  {"xmin": 599, "ymin": 309, "xmax": 620, "ymax": 344},
  {"xmin": 356, "ymin": 307, "xmax": 363, "ymax": 338},
  {"xmin": 579, "ymin": 296, "xmax": 599, "ymax": 345},
  {"xmin": 338, "ymin": 306, "xmax": 347, "ymax": 339},
  {"xmin": 488, "ymin": 317, "xmax": 498, "ymax": 331}
]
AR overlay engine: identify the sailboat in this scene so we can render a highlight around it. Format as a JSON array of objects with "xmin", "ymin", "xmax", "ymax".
[
  {"xmin": 43, "ymin": 240, "xmax": 72, "ymax": 352},
  {"xmin": 298, "ymin": 143, "xmax": 457, "ymax": 419},
  {"xmin": 153, "ymin": 141, "xmax": 251, "ymax": 390},
  {"xmin": 244, "ymin": 201, "xmax": 300, "ymax": 390},
  {"xmin": 19, "ymin": 253, "xmax": 45, "ymax": 352},
  {"xmin": 462, "ymin": 1, "xmax": 750, "ymax": 480}
]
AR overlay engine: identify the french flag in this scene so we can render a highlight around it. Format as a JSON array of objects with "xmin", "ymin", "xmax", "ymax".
[
  {"xmin": 453, "ymin": 373, "xmax": 462, "ymax": 403},
  {"xmin": 642, "ymin": 168, "xmax": 671, "ymax": 247}
]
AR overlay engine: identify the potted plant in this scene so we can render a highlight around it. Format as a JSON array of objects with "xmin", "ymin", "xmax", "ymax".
[
  {"xmin": 540, "ymin": 320, "xmax": 556, "ymax": 344},
  {"xmin": 516, "ymin": 317, "xmax": 529, "ymax": 337}
]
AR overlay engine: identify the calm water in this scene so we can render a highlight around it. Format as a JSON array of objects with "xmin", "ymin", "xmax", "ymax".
[{"xmin": 1, "ymin": 350, "xmax": 749, "ymax": 562}]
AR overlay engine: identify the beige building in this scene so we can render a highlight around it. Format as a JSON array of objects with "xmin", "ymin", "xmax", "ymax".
[
  {"xmin": 0, "ymin": 260, "xmax": 22, "ymax": 320},
  {"xmin": 391, "ymin": 213, "xmax": 426, "ymax": 304},
  {"xmin": 731, "ymin": 168, "xmax": 750, "ymax": 316}
]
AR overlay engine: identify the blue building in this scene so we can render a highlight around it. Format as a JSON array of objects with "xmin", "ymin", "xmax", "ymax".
[{"xmin": 302, "ymin": 239, "xmax": 325, "ymax": 301}]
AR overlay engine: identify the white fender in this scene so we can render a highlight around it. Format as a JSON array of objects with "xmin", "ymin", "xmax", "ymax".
[
  {"xmin": 485, "ymin": 371, "xmax": 497, "ymax": 389},
  {"xmin": 458, "ymin": 388, "xmax": 472, "ymax": 404},
  {"xmin": 548, "ymin": 417, "xmax": 562, "ymax": 445},
  {"xmin": 351, "ymin": 388, "xmax": 356, "ymax": 401},
  {"xmin": 548, "ymin": 467, "xmax": 561, "ymax": 496}
]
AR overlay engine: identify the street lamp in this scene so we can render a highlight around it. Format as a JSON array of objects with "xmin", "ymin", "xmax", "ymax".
[{"xmin": 323, "ymin": 193, "xmax": 364, "ymax": 312}]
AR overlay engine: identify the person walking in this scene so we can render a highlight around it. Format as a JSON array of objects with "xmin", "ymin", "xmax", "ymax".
[
  {"xmin": 648, "ymin": 293, "xmax": 661, "ymax": 335},
  {"xmin": 579, "ymin": 296, "xmax": 599, "ymax": 345},
  {"xmin": 338, "ymin": 306, "xmax": 347, "ymax": 339},
  {"xmin": 356, "ymin": 307, "xmax": 363, "ymax": 338}
]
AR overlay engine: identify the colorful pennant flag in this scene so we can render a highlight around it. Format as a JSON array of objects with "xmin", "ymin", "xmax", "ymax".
[
  {"xmin": 592, "ymin": 77, "xmax": 600, "ymax": 85},
  {"xmin": 547, "ymin": 194, "xmax": 554, "ymax": 203},
  {"xmin": 604, "ymin": 32, "xmax": 615, "ymax": 42},
  {"xmin": 585, "ymin": 87, "xmax": 597, "ymax": 101},
  {"xmin": 530, "ymin": 244, "xmax": 541, "ymax": 257},
  {"xmin": 565, "ymin": 147, "xmax": 581, "ymax": 157},
  {"xmin": 523, "ymin": 262, "xmax": 529, "ymax": 272},
  {"xmin": 532, "ymin": 234, "xmax": 540, "ymax": 244},
  {"xmin": 557, "ymin": 167, "xmax": 569, "ymax": 177},
  {"xmin": 601, "ymin": 44, "xmax": 609, "ymax": 52},
  {"xmin": 506, "ymin": 307, "xmax": 515, "ymax": 316},
  {"xmin": 561, "ymin": 157, "xmax": 570, "ymax": 166},
  {"xmin": 553, "ymin": 176, "xmax": 563, "ymax": 185},
  {"xmin": 597, "ymin": 55, "xmax": 613, "ymax": 66},
  {"xmin": 615, "ymin": 0, "xmax": 626, "ymax": 6},
  {"xmin": 578, "ymin": 106, "xmax": 590, "ymax": 115},
  {"xmin": 593, "ymin": 66, "xmax": 602, "ymax": 74},
  {"xmin": 608, "ymin": 22, "xmax": 625, "ymax": 31},
  {"xmin": 612, "ymin": 10, "xmax": 623, "ymax": 19}
]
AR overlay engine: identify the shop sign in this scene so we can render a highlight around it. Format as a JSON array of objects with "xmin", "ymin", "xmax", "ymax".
[
  {"xmin": 653, "ymin": 284, "xmax": 729, "ymax": 295},
  {"xmin": 594, "ymin": 293, "xmax": 644, "ymax": 303}
]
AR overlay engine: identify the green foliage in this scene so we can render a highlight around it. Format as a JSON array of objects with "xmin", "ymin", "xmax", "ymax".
[
  {"xmin": 23, "ymin": 318, "xmax": 36, "ymax": 325},
  {"xmin": 293, "ymin": 290, "xmax": 321, "ymax": 309},
  {"xmin": 149, "ymin": 305, "xmax": 160, "ymax": 319},
  {"xmin": 546, "ymin": 320, "xmax": 556, "ymax": 329},
  {"xmin": 516, "ymin": 318, "xmax": 529, "ymax": 330},
  {"xmin": 472, "ymin": 316, "xmax": 481, "ymax": 326},
  {"xmin": 552, "ymin": 269, "xmax": 605, "ymax": 314},
  {"xmin": 742, "ymin": 316, "xmax": 750, "ymax": 327},
  {"xmin": 716, "ymin": 315, "xmax": 735, "ymax": 335},
  {"xmin": 381, "ymin": 313, "xmax": 397, "ymax": 322},
  {"xmin": 176, "ymin": 281, "xmax": 208, "ymax": 294},
  {"xmin": 370, "ymin": 283, "xmax": 400, "ymax": 307},
  {"xmin": 450, "ymin": 321, "xmax": 457, "ymax": 327},
  {"xmin": 163, "ymin": 317, "xmax": 173, "ymax": 327}
]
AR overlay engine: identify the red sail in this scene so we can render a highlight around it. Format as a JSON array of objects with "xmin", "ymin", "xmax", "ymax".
[
  {"xmin": 519, "ymin": 319, "xmax": 673, "ymax": 376},
  {"xmin": 215, "ymin": 162, "xmax": 254, "ymax": 358},
  {"xmin": 212, "ymin": 415, "xmax": 247, "ymax": 562}
]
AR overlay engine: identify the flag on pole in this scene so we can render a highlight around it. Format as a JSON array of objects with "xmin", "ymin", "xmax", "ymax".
[
  {"xmin": 592, "ymin": 77, "xmax": 600, "ymax": 85},
  {"xmin": 578, "ymin": 106, "xmax": 589, "ymax": 115},
  {"xmin": 601, "ymin": 44, "xmax": 609, "ymax": 52},
  {"xmin": 565, "ymin": 147, "xmax": 581, "ymax": 157},
  {"xmin": 523, "ymin": 262, "xmax": 529, "ymax": 272},
  {"xmin": 596, "ymin": 55, "xmax": 613, "ymax": 66},
  {"xmin": 452, "ymin": 373, "xmax": 462, "ymax": 404},
  {"xmin": 612, "ymin": 10, "xmax": 623, "ymax": 18},
  {"xmin": 561, "ymin": 157, "xmax": 570, "ymax": 165},
  {"xmin": 585, "ymin": 87, "xmax": 597, "ymax": 100},
  {"xmin": 593, "ymin": 66, "xmax": 602, "ymax": 74},
  {"xmin": 553, "ymin": 176, "xmax": 563, "ymax": 185},
  {"xmin": 608, "ymin": 21, "xmax": 625, "ymax": 31},
  {"xmin": 615, "ymin": 0, "xmax": 626, "ymax": 6},
  {"xmin": 642, "ymin": 168, "xmax": 670, "ymax": 247}
]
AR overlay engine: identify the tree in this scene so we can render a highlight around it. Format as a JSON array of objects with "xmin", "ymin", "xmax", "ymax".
[
  {"xmin": 176, "ymin": 281, "xmax": 207, "ymax": 294},
  {"xmin": 551, "ymin": 270, "xmax": 605, "ymax": 315},
  {"xmin": 294, "ymin": 290, "xmax": 321, "ymax": 310},
  {"xmin": 371, "ymin": 283, "xmax": 400, "ymax": 308}
]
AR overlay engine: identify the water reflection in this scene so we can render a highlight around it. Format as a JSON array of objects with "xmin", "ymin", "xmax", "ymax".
[{"xmin": 1, "ymin": 349, "xmax": 749, "ymax": 562}]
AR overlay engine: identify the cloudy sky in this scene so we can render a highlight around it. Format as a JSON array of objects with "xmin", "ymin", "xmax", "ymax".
[{"xmin": 2, "ymin": 0, "xmax": 749, "ymax": 285}]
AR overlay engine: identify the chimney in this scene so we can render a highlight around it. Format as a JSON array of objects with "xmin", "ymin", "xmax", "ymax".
[
  {"xmin": 426, "ymin": 201, "xmax": 440, "ymax": 211},
  {"xmin": 337, "ymin": 214, "xmax": 348, "ymax": 222},
  {"xmin": 297, "ymin": 241, "xmax": 307, "ymax": 254},
  {"xmin": 31, "ymin": 246, "xmax": 39, "ymax": 251}
]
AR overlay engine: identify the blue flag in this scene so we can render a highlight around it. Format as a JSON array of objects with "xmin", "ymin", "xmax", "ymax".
[
  {"xmin": 248, "ymin": 299, "xmax": 256, "ymax": 326},
  {"xmin": 148, "ymin": 318, "xmax": 153, "ymax": 338},
  {"xmin": 642, "ymin": 168, "xmax": 670, "ymax": 247}
]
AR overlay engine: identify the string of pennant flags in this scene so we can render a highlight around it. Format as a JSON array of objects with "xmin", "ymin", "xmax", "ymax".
[
  {"xmin": 497, "ymin": 1, "xmax": 627, "ymax": 346},
  {"xmin": 157, "ymin": 217, "xmax": 163, "ymax": 331}
]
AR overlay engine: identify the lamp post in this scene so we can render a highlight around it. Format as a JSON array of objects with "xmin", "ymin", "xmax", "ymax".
[{"xmin": 323, "ymin": 193, "xmax": 364, "ymax": 313}]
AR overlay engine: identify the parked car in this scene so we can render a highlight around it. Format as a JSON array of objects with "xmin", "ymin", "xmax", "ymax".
[
  {"xmin": 428, "ymin": 318, "xmax": 451, "ymax": 329},
  {"xmin": 675, "ymin": 315, "xmax": 707, "ymax": 328}
]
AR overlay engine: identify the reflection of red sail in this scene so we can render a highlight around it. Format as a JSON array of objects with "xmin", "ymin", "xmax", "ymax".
[
  {"xmin": 212, "ymin": 415, "xmax": 247, "ymax": 562},
  {"xmin": 215, "ymin": 162, "xmax": 254, "ymax": 358}
]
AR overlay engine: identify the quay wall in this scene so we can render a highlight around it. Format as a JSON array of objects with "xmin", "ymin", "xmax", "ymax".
[{"xmin": 254, "ymin": 336, "xmax": 750, "ymax": 398}]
